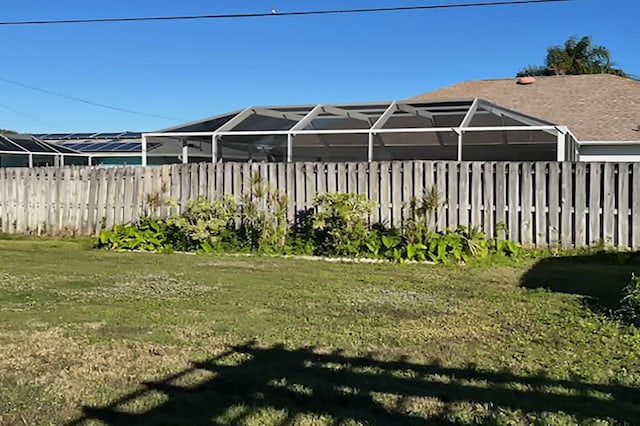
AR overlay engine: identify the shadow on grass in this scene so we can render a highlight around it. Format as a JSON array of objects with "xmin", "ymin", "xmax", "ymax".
[
  {"xmin": 68, "ymin": 342, "xmax": 639, "ymax": 425},
  {"xmin": 520, "ymin": 252, "xmax": 640, "ymax": 313}
]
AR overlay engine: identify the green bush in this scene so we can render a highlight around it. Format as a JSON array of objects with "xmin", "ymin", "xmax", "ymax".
[
  {"xmin": 619, "ymin": 274, "xmax": 640, "ymax": 327},
  {"xmin": 286, "ymin": 209, "xmax": 317, "ymax": 256},
  {"xmin": 404, "ymin": 186, "xmax": 446, "ymax": 245},
  {"xmin": 97, "ymin": 189, "xmax": 526, "ymax": 264},
  {"xmin": 311, "ymin": 192, "xmax": 375, "ymax": 257},
  {"xmin": 491, "ymin": 222, "xmax": 523, "ymax": 257},
  {"xmin": 365, "ymin": 227, "xmax": 404, "ymax": 261},
  {"xmin": 97, "ymin": 217, "xmax": 170, "ymax": 252},
  {"xmin": 424, "ymin": 227, "xmax": 488, "ymax": 264},
  {"xmin": 166, "ymin": 196, "xmax": 238, "ymax": 252},
  {"xmin": 237, "ymin": 173, "xmax": 288, "ymax": 253},
  {"xmin": 401, "ymin": 188, "xmax": 493, "ymax": 264}
]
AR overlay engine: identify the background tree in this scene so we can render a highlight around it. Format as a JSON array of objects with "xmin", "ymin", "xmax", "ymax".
[
  {"xmin": 0, "ymin": 129, "xmax": 18, "ymax": 134},
  {"xmin": 517, "ymin": 35, "xmax": 628, "ymax": 77}
]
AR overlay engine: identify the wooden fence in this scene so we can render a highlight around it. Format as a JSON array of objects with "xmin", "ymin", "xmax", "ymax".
[{"xmin": 0, "ymin": 161, "xmax": 639, "ymax": 249}]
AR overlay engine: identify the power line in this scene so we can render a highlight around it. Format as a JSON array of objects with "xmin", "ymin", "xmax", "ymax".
[
  {"xmin": 0, "ymin": 0, "xmax": 573, "ymax": 26},
  {"xmin": 0, "ymin": 102, "xmax": 67, "ymax": 131},
  {"xmin": 0, "ymin": 77, "xmax": 185, "ymax": 122}
]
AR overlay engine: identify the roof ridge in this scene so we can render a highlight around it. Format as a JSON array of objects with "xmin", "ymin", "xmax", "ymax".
[{"xmin": 449, "ymin": 74, "xmax": 638, "ymax": 83}]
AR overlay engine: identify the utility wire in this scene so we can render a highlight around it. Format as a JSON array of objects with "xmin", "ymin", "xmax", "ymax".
[
  {"xmin": 0, "ymin": 102, "xmax": 67, "ymax": 131},
  {"xmin": 0, "ymin": 0, "xmax": 573, "ymax": 26},
  {"xmin": 0, "ymin": 77, "xmax": 185, "ymax": 122}
]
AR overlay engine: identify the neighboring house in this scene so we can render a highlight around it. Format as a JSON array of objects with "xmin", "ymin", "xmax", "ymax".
[
  {"xmin": 33, "ymin": 132, "xmax": 212, "ymax": 167},
  {"xmin": 412, "ymin": 74, "xmax": 640, "ymax": 161},
  {"xmin": 0, "ymin": 132, "xmax": 83, "ymax": 167}
]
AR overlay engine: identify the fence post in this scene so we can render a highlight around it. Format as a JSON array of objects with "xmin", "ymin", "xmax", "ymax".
[{"xmin": 556, "ymin": 128, "xmax": 566, "ymax": 162}]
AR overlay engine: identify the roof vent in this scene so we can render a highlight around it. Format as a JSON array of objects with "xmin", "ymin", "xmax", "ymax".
[{"xmin": 516, "ymin": 76, "xmax": 536, "ymax": 85}]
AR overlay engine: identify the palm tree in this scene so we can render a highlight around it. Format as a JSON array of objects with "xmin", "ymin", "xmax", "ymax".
[{"xmin": 517, "ymin": 36, "xmax": 627, "ymax": 77}]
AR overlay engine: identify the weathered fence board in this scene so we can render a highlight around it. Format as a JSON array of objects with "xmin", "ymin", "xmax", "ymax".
[
  {"xmin": 482, "ymin": 162, "xmax": 494, "ymax": 237},
  {"xmin": 618, "ymin": 163, "xmax": 629, "ymax": 248},
  {"xmin": 508, "ymin": 163, "xmax": 520, "ymax": 243},
  {"xmin": 494, "ymin": 163, "xmax": 506, "ymax": 238},
  {"xmin": 369, "ymin": 162, "xmax": 379, "ymax": 223},
  {"xmin": 603, "ymin": 163, "xmax": 615, "ymax": 246},
  {"xmin": 574, "ymin": 163, "xmax": 587, "ymax": 248},
  {"xmin": 588, "ymin": 163, "xmax": 602, "ymax": 246},
  {"xmin": 548, "ymin": 162, "xmax": 560, "ymax": 246},
  {"xmin": 632, "ymin": 164, "xmax": 640, "ymax": 250},
  {"xmin": 391, "ymin": 162, "xmax": 402, "ymax": 226},
  {"xmin": 435, "ymin": 162, "xmax": 446, "ymax": 231},
  {"xmin": 447, "ymin": 163, "xmax": 459, "ymax": 230},
  {"xmin": 534, "ymin": 162, "xmax": 547, "ymax": 247},
  {"xmin": 0, "ymin": 161, "xmax": 639, "ymax": 250},
  {"xmin": 560, "ymin": 162, "xmax": 572, "ymax": 246},
  {"xmin": 379, "ymin": 162, "xmax": 390, "ymax": 226},
  {"xmin": 471, "ymin": 162, "xmax": 482, "ymax": 229},
  {"xmin": 521, "ymin": 163, "xmax": 533, "ymax": 247}
]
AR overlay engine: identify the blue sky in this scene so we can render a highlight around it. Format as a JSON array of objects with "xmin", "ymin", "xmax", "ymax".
[{"xmin": 0, "ymin": 0, "xmax": 637, "ymax": 133}]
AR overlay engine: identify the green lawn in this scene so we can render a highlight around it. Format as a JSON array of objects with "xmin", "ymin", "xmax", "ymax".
[{"xmin": 0, "ymin": 240, "xmax": 639, "ymax": 425}]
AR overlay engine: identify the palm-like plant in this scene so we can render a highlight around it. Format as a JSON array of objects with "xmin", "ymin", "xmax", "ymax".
[
  {"xmin": 546, "ymin": 36, "xmax": 611, "ymax": 75},
  {"xmin": 517, "ymin": 35, "xmax": 627, "ymax": 77}
]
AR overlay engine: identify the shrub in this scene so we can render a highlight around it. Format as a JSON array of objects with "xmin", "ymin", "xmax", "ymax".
[
  {"xmin": 491, "ymin": 222, "xmax": 522, "ymax": 257},
  {"xmin": 237, "ymin": 173, "xmax": 288, "ymax": 253},
  {"xmin": 311, "ymin": 192, "xmax": 375, "ymax": 257},
  {"xmin": 286, "ymin": 208, "xmax": 317, "ymax": 255},
  {"xmin": 97, "ymin": 189, "xmax": 524, "ymax": 264},
  {"xmin": 97, "ymin": 217, "xmax": 170, "ymax": 252},
  {"xmin": 425, "ymin": 226, "xmax": 488, "ymax": 264},
  {"xmin": 619, "ymin": 274, "xmax": 640, "ymax": 327},
  {"xmin": 404, "ymin": 186, "xmax": 446, "ymax": 245},
  {"xmin": 166, "ymin": 196, "xmax": 238, "ymax": 251},
  {"xmin": 365, "ymin": 227, "xmax": 404, "ymax": 261}
]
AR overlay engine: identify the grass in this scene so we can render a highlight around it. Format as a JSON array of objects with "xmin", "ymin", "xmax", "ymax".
[{"xmin": 0, "ymin": 240, "xmax": 639, "ymax": 425}]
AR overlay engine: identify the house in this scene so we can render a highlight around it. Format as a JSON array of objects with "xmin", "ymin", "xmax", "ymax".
[
  {"xmin": 33, "ymin": 132, "xmax": 212, "ymax": 167},
  {"xmin": 411, "ymin": 74, "xmax": 640, "ymax": 161},
  {"xmin": 0, "ymin": 132, "xmax": 84, "ymax": 167},
  {"xmin": 9, "ymin": 74, "xmax": 637, "ymax": 167}
]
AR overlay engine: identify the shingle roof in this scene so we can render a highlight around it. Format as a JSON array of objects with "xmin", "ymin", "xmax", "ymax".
[{"xmin": 411, "ymin": 74, "xmax": 640, "ymax": 142}]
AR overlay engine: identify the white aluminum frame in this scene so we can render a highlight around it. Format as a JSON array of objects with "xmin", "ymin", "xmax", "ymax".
[
  {"xmin": 0, "ymin": 134, "xmax": 90, "ymax": 167},
  {"xmin": 142, "ymin": 99, "xmax": 568, "ymax": 164}
]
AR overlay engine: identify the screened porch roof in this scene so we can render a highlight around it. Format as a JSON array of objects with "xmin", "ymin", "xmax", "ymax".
[
  {"xmin": 0, "ymin": 133, "xmax": 82, "ymax": 155},
  {"xmin": 157, "ymin": 98, "xmax": 559, "ymax": 136}
]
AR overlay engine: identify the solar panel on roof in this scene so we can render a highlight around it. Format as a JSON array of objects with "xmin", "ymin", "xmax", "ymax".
[
  {"xmin": 121, "ymin": 142, "xmax": 154, "ymax": 152},
  {"xmin": 51, "ymin": 144, "xmax": 82, "ymax": 154},
  {"xmin": 0, "ymin": 138, "xmax": 23, "ymax": 152},
  {"xmin": 69, "ymin": 133, "xmax": 99, "ymax": 139},
  {"xmin": 60, "ymin": 142, "xmax": 82, "ymax": 149},
  {"xmin": 58, "ymin": 142, "xmax": 91, "ymax": 152},
  {"xmin": 98, "ymin": 142, "xmax": 122, "ymax": 151},
  {"xmin": 17, "ymin": 138, "xmax": 57, "ymax": 153},
  {"xmin": 60, "ymin": 142, "xmax": 79, "ymax": 149},
  {"xmin": 38, "ymin": 133, "xmax": 72, "ymax": 140},
  {"xmin": 57, "ymin": 141, "xmax": 139, "ymax": 152},
  {"xmin": 92, "ymin": 142, "xmax": 118, "ymax": 151},
  {"xmin": 92, "ymin": 132, "xmax": 123, "ymax": 139},
  {"xmin": 120, "ymin": 142, "xmax": 141, "ymax": 151}
]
